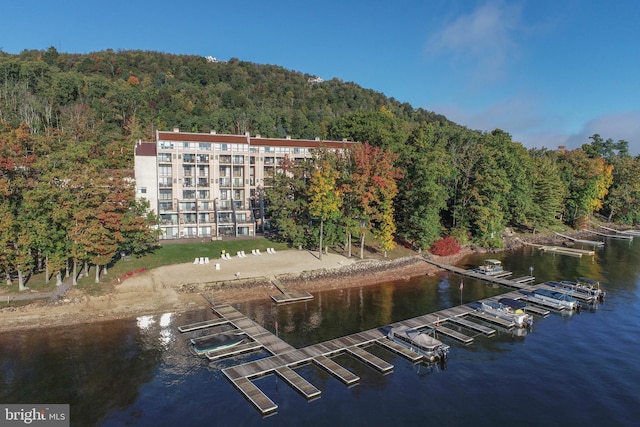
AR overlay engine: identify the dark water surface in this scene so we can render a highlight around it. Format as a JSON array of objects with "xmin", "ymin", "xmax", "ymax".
[{"xmin": 1, "ymin": 239, "xmax": 639, "ymax": 426}]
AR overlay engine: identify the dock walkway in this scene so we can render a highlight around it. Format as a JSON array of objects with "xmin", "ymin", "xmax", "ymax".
[
  {"xmin": 205, "ymin": 301, "xmax": 503, "ymax": 416},
  {"xmin": 181, "ymin": 259, "xmax": 569, "ymax": 416},
  {"xmin": 269, "ymin": 277, "xmax": 314, "ymax": 304},
  {"xmin": 554, "ymin": 233, "xmax": 604, "ymax": 247}
]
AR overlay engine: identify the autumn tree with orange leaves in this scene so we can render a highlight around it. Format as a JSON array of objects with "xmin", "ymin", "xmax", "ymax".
[{"xmin": 342, "ymin": 142, "xmax": 402, "ymax": 258}]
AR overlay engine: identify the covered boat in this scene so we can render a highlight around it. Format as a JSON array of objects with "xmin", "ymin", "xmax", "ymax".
[
  {"xmin": 479, "ymin": 300, "xmax": 533, "ymax": 327},
  {"xmin": 387, "ymin": 326, "xmax": 449, "ymax": 362},
  {"xmin": 573, "ymin": 277, "xmax": 606, "ymax": 301},
  {"xmin": 498, "ymin": 297, "xmax": 527, "ymax": 313},
  {"xmin": 474, "ymin": 259, "xmax": 506, "ymax": 276},
  {"xmin": 530, "ymin": 288, "xmax": 578, "ymax": 310},
  {"xmin": 191, "ymin": 332, "xmax": 246, "ymax": 356}
]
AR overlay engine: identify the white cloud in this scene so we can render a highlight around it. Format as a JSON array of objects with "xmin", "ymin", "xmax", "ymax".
[
  {"xmin": 426, "ymin": 0, "xmax": 524, "ymax": 84},
  {"xmin": 438, "ymin": 101, "xmax": 640, "ymax": 156},
  {"xmin": 564, "ymin": 111, "xmax": 640, "ymax": 155},
  {"xmin": 434, "ymin": 91, "xmax": 556, "ymax": 140}
]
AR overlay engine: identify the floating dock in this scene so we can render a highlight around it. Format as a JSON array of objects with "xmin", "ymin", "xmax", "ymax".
[
  {"xmin": 531, "ymin": 244, "xmax": 595, "ymax": 257},
  {"xmin": 587, "ymin": 229, "xmax": 633, "ymax": 240},
  {"xmin": 178, "ymin": 318, "xmax": 230, "ymax": 333},
  {"xmin": 554, "ymin": 233, "xmax": 604, "ymax": 247},
  {"xmin": 513, "ymin": 276, "xmax": 536, "ymax": 284},
  {"xmin": 179, "ymin": 294, "xmax": 538, "ymax": 416},
  {"xmin": 178, "ymin": 259, "xmax": 588, "ymax": 416},
  {"xmin": 269, "ymin": 277, "xmax": 314, "ymax": 304}
]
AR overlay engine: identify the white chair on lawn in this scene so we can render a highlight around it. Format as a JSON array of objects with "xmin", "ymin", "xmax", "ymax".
[
  {"xmin": 193, "ymin": 258, "xmax": 199, "ymax": 264},
  {"xmin": 204, "ymin": 257, "xmax": 210, "ymax": 264}
]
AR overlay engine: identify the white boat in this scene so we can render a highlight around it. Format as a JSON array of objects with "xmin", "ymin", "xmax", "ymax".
[
  {"xmin": 191, "ymin": 332, "xmax": 246, "ymax": 356},
  {"xmin": 474, "ymin": 259, "xmax": 506, "ymax": 276},
  {"xmin": 387, "ymin": 326, "xmax": 449, "ymax": 362},
  {"xmin": 530, "ymin": 288, "xmax": 579, "ymax": 310},
  {"xmin": 573, "ymin": 277, "xmax": 606, "ymax": 301},
  {"xmin": 547, "ymin": 280, "xmax": 602, "ymax": 303},
  {"xmin": 478, "ymin": 300, "xmax": 533, "ymax": 327}
]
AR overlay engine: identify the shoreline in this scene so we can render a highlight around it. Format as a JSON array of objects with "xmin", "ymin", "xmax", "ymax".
[
  {"xmin": 0, "ymin": 250, "xmax": 469, "ymax": 333},
  {"xmin": 0, "ymin": 230, "xmax": 602, "ymax": 333}
]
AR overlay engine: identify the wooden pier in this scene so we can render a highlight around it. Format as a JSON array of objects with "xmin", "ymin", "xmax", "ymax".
[
  {"xmin": 275, "ymin": 366, "xmax": 321, "ymax": 400},
  {"xmin": 599, "ymin": 225, "xmax": 640, "ymax": 237},
  {"xmin": 178, "ymin": 318, "xmax": 230, "ymax": 332},
  {"xmin": 555, "ymin": 233, "xmax": 604, "ymax": 247},
  {"xmin": 269, "ymin": 278, "xmax": 314, "ymax": 304},
  {"xmin": 586, "ymin": 226, "xmax": 633, "ymax": 240},
  {"xmin": 180, "ymin": 301, "xmax": 519, "ymax": 415},
  {"xmin": 531, "ymin": 244, "xmax": 595, "ymax": 257},
  {"xmin": 178, "ymin": 260, "xmax": 583, "ymax": 416}
]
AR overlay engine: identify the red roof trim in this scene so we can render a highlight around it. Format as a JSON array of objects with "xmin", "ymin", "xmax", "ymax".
[{"xmin": 135, "ymin": 142, "xmax": 157, "ymax": 156}]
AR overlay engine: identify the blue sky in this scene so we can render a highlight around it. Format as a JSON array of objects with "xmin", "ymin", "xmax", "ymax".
[{"xmin": 3, "ymin": 0, "xmax": 639, "ymax": 154}]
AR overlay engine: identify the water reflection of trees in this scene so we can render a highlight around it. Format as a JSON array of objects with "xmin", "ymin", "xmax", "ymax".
[{"xmin": 0, "ymin": 319, "xmax": 166, "ymax": 426}]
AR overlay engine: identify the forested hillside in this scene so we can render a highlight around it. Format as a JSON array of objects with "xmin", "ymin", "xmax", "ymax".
[
  {"xmin": 0, "ymin": 47, "xmax": 447, "ymax": 158},
  {"xmin": 1, "ymin": 48, "xmax": 639, "ymax": 286}
]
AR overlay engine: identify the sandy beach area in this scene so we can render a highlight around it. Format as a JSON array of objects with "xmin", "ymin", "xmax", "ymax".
[{"xmin": 0, "ymin": 248, "xmax": 464, "ymax": 332}]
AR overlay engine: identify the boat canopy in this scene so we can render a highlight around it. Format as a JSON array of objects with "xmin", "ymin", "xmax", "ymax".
[
  {"xmin": 498, "ymin": 298, "xmax": 527, "ymax": 310},
  {"xmin": 390, "ymin": 326, "xmax": 442, "ymax": 351}
]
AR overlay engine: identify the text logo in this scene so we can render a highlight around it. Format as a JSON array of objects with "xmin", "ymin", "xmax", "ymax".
[{"xmin": 1, "ymin": 405, "xmax": 69, "ymax": 426}]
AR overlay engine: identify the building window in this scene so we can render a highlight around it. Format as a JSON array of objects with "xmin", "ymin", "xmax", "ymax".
[
  {"xmin": 139, "ymin": 187, "xmax": 147, "ymax": 194},
  {"xmin": 218, "ymin": 212, "xmax": 232, "ymax": 223},
  {"xmin": 159, "ymin": 189, "xmax": 172, "ymax": 200},
  {"xmin": 159, "ymin": 201, "xmax": 173, "ymax": 212}
]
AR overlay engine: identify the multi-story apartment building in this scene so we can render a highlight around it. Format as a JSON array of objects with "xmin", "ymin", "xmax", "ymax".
[{"xmin": 134, "ymin": 129, "xmax": 352, "ymax": 240}]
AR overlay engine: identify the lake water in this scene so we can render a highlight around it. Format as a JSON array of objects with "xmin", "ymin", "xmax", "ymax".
[{"xmin": 1, "ymin": 238, "xmax": 639, "ymax": 426}]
